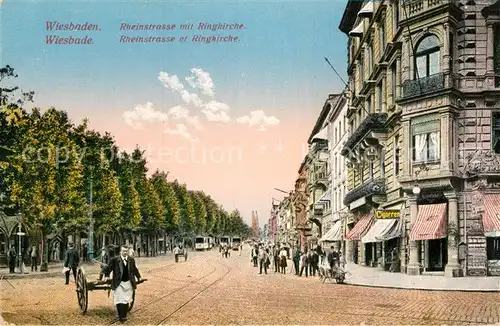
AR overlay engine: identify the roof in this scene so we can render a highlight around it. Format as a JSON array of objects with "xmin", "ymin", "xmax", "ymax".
[
  {"xmin": 339, "ymin": 0, "xmax": 364, "ymax": 35},
  {"xmin": 307, "ymin": 94, "xmax": 341, "ymax": 144},
  {"xmin": 326, "ymin": 90, "xmax": 348, "ymax": 124}
]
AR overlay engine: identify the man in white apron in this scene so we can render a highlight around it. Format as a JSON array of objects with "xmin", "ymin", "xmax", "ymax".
[{"xmin": 103, "ymin": 245, "xmax": 142, "ymax": 322}]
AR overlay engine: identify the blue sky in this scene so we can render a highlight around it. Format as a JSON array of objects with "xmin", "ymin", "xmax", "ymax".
[{"xmin": 1, "ymin": 0, "xmax": 349, "ymax": 225}]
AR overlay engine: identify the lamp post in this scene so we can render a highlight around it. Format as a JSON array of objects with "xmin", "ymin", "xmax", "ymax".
[
  {"xmin": 88, "ymin": 167, "xmax": 94, "ymax": 260},
  {"xmin": 16, "ymin": 214, "xmax": 25, "ymax": 274}
]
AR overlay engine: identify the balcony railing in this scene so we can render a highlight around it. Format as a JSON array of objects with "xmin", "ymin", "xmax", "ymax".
[
  {"xmin": 402, "ymin": 0, "xmax": 452, "ymax": 19},
  {"xmin": 343, "ymin": 179, "xmax": 386, "ymax": 206},
  {"xmin": 401, "ymin": 73, "xmax": 444, "ymax": 99},
  {"xmin": 341, "ymin": 113, "xmax": 388, "ymax": 156}
]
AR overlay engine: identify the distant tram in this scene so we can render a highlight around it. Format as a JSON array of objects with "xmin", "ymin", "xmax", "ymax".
[
  {"xmin": 195, "ymin": 236, "xmax": 211, "ymax": 250},
  {"xmin": 219, "ymin": 236, "xmax": 231, "ymax": 247}
]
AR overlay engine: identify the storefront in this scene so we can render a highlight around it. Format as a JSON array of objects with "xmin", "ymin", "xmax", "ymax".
[
  {"xmin": 361, "ymin": 210, "xmax": 402, "ymax": 270},
  {"xmin": 344, "ymin": 214, "xmax": 374, "ymax": 265},
  {"xmin": 482, "ymin": 194, "xmax": 500, "ymax": 276},
  {"xmin": 319, "ymin": 219, "xmax": 343, "ymax": 250},
  {"xmin": 409, "ymin": 203, "xmax": 448, "ymax": 272}
]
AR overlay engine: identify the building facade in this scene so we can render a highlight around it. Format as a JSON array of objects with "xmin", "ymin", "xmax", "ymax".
[
  {"xmin": 319, "ymin": 93, "xmax": 350, "ymax": 255},
  {"xmin": 292, "ymin": 157, "xmax": 310, "ymax": 250},
  {"xmin": 339, "ymin": 0, "xmax": 500, "ymax": 277},
  {"xmin": 306, "ymin": 95, "xmax": 340, "ymax": 248}
]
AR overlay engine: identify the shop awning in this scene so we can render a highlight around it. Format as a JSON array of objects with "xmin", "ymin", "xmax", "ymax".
[
  {"xmin": 319, "ymin": 220, "xmax": 343, "ymax": 242},
  {"xmin": 345, "ymin": 214, "xmax": 373, "ymax": 240},
  {"xmin": 358, "ymin": 1, "xmax": 374, "ymax": 17},
  {"xmin": 409, "ymin": 203, "xmax": 447, "ymax": 241},
  {"xmin": 361, "ymin": 219, "xmax": 399, "ymax": 243},
  {"xmin": 311, "ymin": 127, "xmax": 328, "ymax": 142},
  {"xmin": 349, "ymin": 21, "xmax": 364, "ymax": 37},
  {"xmin": 483, "ymin": 194, "xmax": 500, "ymax": 237},
  {"xmin": 379, "ymin": 219, "xmax": 403, "ymax": 241},
  {"xmin": 315, "ymin": 188, "xmax": 331, "ymax": 206}
]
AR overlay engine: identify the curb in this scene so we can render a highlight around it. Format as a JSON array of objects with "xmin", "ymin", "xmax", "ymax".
[{"xmin": 344, "ymin": 281, "xmax": 500, "ymax": 292}]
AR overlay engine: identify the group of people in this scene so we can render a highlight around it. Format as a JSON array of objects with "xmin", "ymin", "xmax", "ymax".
[
  {"xmin": 250, "ymin": 244, "xmax": 289, "ymax": 274},
  {"xmin": 249, "ymin": 243, "xmax": 344, "ymax": 278}
]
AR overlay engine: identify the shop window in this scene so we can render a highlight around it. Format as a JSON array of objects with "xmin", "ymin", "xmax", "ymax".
[
  {"xmin": 415, "ymin": 34, "xmax": 440, "ymax": 79},
  {"xmin": 487, "ymin": 237, "xmax": 500, "ymax": 260},
  {"xmin": 411, "ymin": 115, "xmax": 440, "ymax": 163},
  {"xmin": 492, "ymin": 112, "xmax": 500, "ymax": 154}
]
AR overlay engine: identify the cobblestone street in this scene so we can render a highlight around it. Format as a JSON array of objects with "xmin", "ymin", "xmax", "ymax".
[{"xmin": 1, "ymin": 248, "xmax": 499, "ymax": 325}]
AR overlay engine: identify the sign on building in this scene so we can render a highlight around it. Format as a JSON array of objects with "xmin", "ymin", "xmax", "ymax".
[{"xmin": 375, "ymin": 210, "xmax": 400, "ymax": 219}]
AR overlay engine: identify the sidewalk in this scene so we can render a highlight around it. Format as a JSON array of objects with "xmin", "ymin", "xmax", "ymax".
[
  {"xmin": 343, "ymin": 263, "xmax": 500, "ymax": 292},
  {"xmin": 0, "ymin": 253, "xmax": 173, "ymax": 280}
]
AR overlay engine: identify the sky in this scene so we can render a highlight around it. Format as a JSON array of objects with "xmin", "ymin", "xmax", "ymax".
[{"xmin": 1, "ymin": 0, "xmax": 348, "ymax": 226}]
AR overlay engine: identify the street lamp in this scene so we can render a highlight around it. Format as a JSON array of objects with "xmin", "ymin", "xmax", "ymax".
[{"xmin": 15, "ymin": 214, "xmax": 25, "ymax": 274}]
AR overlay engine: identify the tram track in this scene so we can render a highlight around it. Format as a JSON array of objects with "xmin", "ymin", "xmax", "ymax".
[
  {"xmin": 105, "ymin": 254, "xmax": 230, "ymax": 325},
  {"xmin": 152, "ymin": 257, "xmax": 232, "ymax": 325}
]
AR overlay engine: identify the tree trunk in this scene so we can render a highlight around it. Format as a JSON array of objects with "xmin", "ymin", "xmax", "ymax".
[{"xmin": 40, "ymin": 228, "xmax": 49, "ymax": 272}]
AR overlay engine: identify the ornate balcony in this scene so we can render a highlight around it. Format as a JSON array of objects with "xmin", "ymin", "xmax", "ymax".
[
  {"xmin": 401, "ymin": 73, "xmax": 444, "ymax": 99},
  {"xmin": 402, "ymin": 0, "xmax": 458, "ymax": 20},
  {"xmin": 343, "ymin": 179, "xmax": 386, "ymax": 206},
  {"xmin": 341, "ymin": 113, "xmax": 388, "ymax": 156}
]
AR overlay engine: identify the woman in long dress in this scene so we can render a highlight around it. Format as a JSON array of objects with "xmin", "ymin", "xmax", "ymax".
[{"xmin": 279, "ymin": 248, "xmax": 287, "ymax": 274}]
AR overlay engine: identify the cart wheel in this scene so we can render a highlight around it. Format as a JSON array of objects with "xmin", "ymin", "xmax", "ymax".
[
  {"xmin": 128, "ymin": 290, "xmax": 136, "ymax": 311},
  {"xmin": 76, "ymin": 267, "xmax": 89, "ymax": 314}
]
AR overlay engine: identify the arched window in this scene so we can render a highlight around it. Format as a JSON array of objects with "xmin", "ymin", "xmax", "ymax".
[{"xmin": 415, "ymin": 34, "xmax": 440, "ymax": 78}]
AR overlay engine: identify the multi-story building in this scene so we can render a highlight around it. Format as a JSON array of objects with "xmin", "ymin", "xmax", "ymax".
[
  {"xmin": 319, "ymin": 92, "xmax": 350, "ymax": 254},
  {"xmin": 277, "ymin": 195, "xmax": 294, "ymax": 246},
  {"xmin": 305, "ymin": 94, "xmax": 340, "ymax": 248},
  {"xmin": 292, "ymin": 156, "xmax": 310, "ymax": 250},
  {"xmin": 269, "ymin": 203, "xmax": 278, "ymax": 244},
  {"xmin": 339, "ymin": 0, "xmax": 500, "ymax": 277}
]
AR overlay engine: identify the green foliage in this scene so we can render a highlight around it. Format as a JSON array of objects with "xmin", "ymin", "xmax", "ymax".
[{"xmin": 0, "ymin": 65, "xmax": 252, "ymax": 246}]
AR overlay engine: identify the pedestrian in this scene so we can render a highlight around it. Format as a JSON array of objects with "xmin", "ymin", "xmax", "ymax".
[
  {"xmin": 64, "ymin": 242, "xmax": 80, "ymax": 284},
  {"xmin": 8, "ymin": 246, "xmax": 16, "ymax": 273},
  {"xmin": 327, "ymin": 246, "xmax": 339, "ymax": 278},
  {"xmin": 251, "ymin": 245, "xmax": 259, "ymax": 267},
  {"xmin": 102, "ymin": 245, "xmax": 142, "ymax": 323},
  {"xmin": 258, "ymin": 248, "xmax": 270, "ymax": 275},
  {"xmin": 98, "ymin": 246, "xmax": 108, "ymax": 281},
  {"xmin": 273, "ymin": 246, "xmax": 280, "ymax": 273},
  {"xmin": 293, "ymin": 247, "xmax": 301, "ymax": 276},
  {"xmin": 310, "ymin": 250, "xmax": 319, "ymax": 276},
  {"xmin": 129, "ymin": 246, "xmax": 135, "ymax": 257},
  {"xmin": 173, "ymin": 244, "xmax": 180, "ymax": 263},
  {"xmin": 30, "ymin": 245, "xmax": 38, "ymax": 272},
  {"xmin": 299, "ymin": 250, "xmax": 309, "ymax": 277},
  {"xmin": 279, "ymin": 247, "xmax": 287, "ymax": 274}
]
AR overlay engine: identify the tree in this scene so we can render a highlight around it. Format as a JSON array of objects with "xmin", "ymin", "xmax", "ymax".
[
  {"xmin": 191, "ymin": 191, "xmax": 207, "ymax": 235},
  {"xmin": 172, "ymin": 181, "xmax": 195, "ymax": 236},
  {"xmin": 150, "ymin": 171, "xmax": 180, "ymax": 233}
]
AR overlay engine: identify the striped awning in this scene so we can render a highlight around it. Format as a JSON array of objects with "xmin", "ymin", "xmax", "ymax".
[
  {"xmin": 409, "ymin": 203, "xmax": 447, "ymax": 241},
  {"xmin": 361, "ymin": 219, "xmax": 398, "ymax": 243},
  {"xmin": 483, "ymin": 194, "xmax": 500, "ymax": 237},
  {"xmin": 315, "ymin": 188, "xmax": 331, "ymax": 206},
  {"xmin": 319, "ymin": 220, "xmax": 342, "ymax": 242},
  {"xmin": 345, "ymin": 214, "xmax": 373, "ymax": 240}
]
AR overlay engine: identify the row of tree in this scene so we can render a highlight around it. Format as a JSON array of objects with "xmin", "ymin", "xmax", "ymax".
[{"xmin": 0, "ymin": 65, "xmax": 252, "ymax": 269}]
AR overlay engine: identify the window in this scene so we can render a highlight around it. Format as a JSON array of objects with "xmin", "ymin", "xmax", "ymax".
[
  {"xmin": 377, "ymin": 83, "xmax": 383, "ymax": 112},
  {"xmin": 369, "ymin": 162, "xmax": 374, "ymax": 180},
  {"xmin": 495, "ymin": 24, "xmax": 500, "ymax": 87},
  {"xmin": 492, "ymin": 112, "xmax": 500, "ymax": 154},
  {"xmin": 379, "ymin": 24, "xmax": 386, "ymax": 55},
  {"xmin": 359, "ymin": 56, "xmax": 365, "ymax": 81},
  {"xmin": 393, "ymin": 1, "xmax": 399, "ymax": 34},
  {"xmin": 368, "ymin": 44, "xmax": 374, "ymax": 73},
  {"xmin": 487, "ymin": 237, "xmax": 500, "ymax": 260},
  {"xmin": 391, "ymin": 64, "xmax": 397, "ymax": 101},
  {"xmin": 339, "ymin": 121, "xmax": 342, "ymax": 137},
  {"xmin": 411, "ymin": 116, "xmax": 440, "ymax": 163},
  {"xmin": 367, "ymin": 97, "xmax": 372, "ymax": 114},
  {"xmin": 415, "ymin": 34, "xmax": 440, "ymax": 78},
  {"xmin": 394, "ymin": 135, "xmax": 400, "ymax": 176}
]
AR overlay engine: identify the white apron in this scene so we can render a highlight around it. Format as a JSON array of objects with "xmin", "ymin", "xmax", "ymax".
[{"xmin": 113, "ymin": 281, "xmax": 133, "ymax": 305}]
